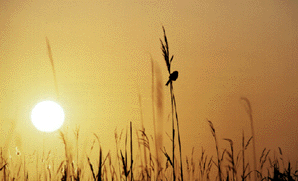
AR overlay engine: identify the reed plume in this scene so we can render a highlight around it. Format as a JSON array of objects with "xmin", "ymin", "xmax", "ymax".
[
  {"xmin": 46, "ymin": 37, "xmax": 59, "ymax": 99},
  {"xmin": 241, "ymin": 97, "xmax": 257, "ymax": 180},
  {"xmin": 160, "ymin": 26, "xmax": 184, "ymax": 180}
]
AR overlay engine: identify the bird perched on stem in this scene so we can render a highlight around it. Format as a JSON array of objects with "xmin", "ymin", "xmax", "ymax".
[{"xmin": 166, "ymin": 71, "xmax": 178, "ymax": 86}]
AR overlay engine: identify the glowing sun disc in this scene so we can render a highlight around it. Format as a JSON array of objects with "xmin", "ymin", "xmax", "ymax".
[{"xmin": 31, "ymin": 101, "xmax": 65, "ymax": 132}]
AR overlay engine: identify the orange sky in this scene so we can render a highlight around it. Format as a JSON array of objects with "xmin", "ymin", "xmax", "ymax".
[{"xmin": 0, "ymin": 0, "xmax": 298, "ymax": 178}]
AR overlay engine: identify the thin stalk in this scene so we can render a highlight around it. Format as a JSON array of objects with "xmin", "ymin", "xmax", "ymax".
[
  {"xmin": 170, "ymin": 82, "xmax": 175, "ymax": 181},
  {"xmin": 130, "ymin": 122, "xmax": 133, "ymax": 181},
  {"xmin": 125, "ymin": 129, "xmax": 128, "ymax": 181},
  {"xmin": 172, "ymin": 87, "xmax": 183, "ymax": 180},
  {"xmin": 242, "ymin": 131, "xmax": 245, "ymax": 181},
  {"xmin": 208, "ymin": 120, "xmax": 222, "ymax": 181}
]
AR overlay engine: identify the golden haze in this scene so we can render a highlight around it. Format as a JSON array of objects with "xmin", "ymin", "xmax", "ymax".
[{"xmin": 0, "ymin": 0, "xmax": 297, "ymax": 180}]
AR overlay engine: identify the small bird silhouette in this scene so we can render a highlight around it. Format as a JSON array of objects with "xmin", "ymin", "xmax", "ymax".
[{"xmin": 166, "ymin": 71, "xmax": 178, "ymax": 86}]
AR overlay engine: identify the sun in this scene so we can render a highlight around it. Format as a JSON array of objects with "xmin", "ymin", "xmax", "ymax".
[{"xmin": 31, "ymin": 100, "xmax": 65, "ymax": 132}]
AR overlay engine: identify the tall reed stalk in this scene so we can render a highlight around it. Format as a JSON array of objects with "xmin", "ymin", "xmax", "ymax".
[
  {"xmin": 241, "ymin": 97, "xmax": 257, "ymax": 180},
  {"xmin": 160, "ymin": 26, "xmax": 183, "ymax": 180}
]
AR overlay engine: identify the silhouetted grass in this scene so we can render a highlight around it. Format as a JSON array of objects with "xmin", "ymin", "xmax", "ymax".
[
  {"xmin": 208, "ymin": 119, "xmax": 224, "ymax": 181},
  {"xmin": 0, "ymin": 28, "xmax": 297, "ymax": 181},
  {"xmin": 240, "ymin": 97, "xmax": 257, "ymax": 181},
  {"xmin": 160, "ymin": 26, "xmax": 184, "ymax": 181},
  {"xmin": 2, "ymin": 120, "xmax": 297, "ymax": 181}
]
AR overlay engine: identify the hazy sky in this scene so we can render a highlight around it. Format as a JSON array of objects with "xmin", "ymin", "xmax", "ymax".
[{"xmin": 0, "ymin": 0, "xmax": 298, "ymax": 176}]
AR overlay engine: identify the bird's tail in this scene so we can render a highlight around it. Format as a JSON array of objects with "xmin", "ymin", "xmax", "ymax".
[{"xmin": 165, "ymin": 80, "xmax": 171, "ymax": 86}]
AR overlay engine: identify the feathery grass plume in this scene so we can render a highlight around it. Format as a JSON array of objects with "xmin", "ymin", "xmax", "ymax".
[
  {"xmin": 46, "ymin": 37, "xmax": 59, "ymax": 99},
  {"xmin": 207, "ymin": 120, "xmax": 223, "ymax": 181},
  {"xmin": 160, "ymin": 26, "xmax": 183, "ymax": 181},
  {"xmin": 160, "ymin": 27, "xmax": 172, "ymax": 74},
  {"xmin": 138, "ymin": 129, "xmax": 153, "ymax": 180},
  {"xmin": 240, "ymin": 97, "xmax": 257, "ymax": 180}
]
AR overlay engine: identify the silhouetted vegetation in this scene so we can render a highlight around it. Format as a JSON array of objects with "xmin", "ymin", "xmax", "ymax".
[{"xmin": 0, "ymin": 27, "xmax": 297, "ymax": 181}]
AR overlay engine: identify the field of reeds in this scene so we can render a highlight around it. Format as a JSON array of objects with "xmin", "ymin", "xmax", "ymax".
[{"xmin": 0, "ymin": 27, "xmax": 297, "ymax": 181}]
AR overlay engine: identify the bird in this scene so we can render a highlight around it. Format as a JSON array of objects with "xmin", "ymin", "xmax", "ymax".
[{"xmin": 165, "ymin": 71, "xmax": 178, "ymax": 86}]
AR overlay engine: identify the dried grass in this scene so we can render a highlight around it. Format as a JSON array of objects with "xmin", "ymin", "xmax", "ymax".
[{"xmin": 1, "ymin": 27, "xmax": 297, "ymax": 181}]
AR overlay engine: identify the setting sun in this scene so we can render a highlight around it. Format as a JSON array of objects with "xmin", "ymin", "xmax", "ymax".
[{"xmin": 31, "ymin": 101, "xmax": 65, "ymax": 132}]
